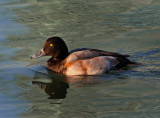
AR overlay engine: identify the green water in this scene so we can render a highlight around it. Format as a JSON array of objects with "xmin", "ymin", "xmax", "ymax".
[{"xmin": 0, "ymin": 0, "xmax": 160, "ymax": 118}]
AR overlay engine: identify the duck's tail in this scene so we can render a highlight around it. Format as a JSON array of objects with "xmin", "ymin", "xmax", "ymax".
[
  {"xmin": 115, "ymin": 57, "xmax": 141, "ymax": 69},
  {"xmin": 127, "ymin": 61, "xmax": 142, "ymax": 66}
]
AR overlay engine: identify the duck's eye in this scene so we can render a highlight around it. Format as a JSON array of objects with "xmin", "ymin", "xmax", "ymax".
[{"xmin": 50, "ymin": 44, "xmax": 54, "ymax": 47}]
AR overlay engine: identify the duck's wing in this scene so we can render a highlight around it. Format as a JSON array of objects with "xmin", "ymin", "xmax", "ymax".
[
  {"xmin": 66, "ymin": 49, "xmax": 105, "ymax": 62},
  {"xmin": 69, "ymin": 48, "xmax": 130, "ymax": 58},
  {"xmin": 89, "ymin": 49, "xmax": 130, "ymax": 57},
  {"xmin": 66, "ymin": 48, "xmax": 136, "ymax": 68},
  {"xmin": 89, "ymin": 49, "xmax": 138, "ymax": 68},
  {"xmin": 67, "ymin": 48, "xmax": 130, "ymax": 62}
]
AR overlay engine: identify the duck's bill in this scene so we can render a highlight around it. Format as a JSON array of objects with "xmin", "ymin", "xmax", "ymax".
[{"xmin": 30, "ymin": 49, "xmax": 46, "ymax": 59}]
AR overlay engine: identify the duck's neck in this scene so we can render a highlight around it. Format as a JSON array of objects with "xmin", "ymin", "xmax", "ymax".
[
  {"xmin": 46, "ymin": 57, "xmax": 66, "ymax": 73},
  {"xmin": 55, "ymin": 43, "xmax": 69, "ymax": 60},
  {"xmin": 46, "ymin": 44, "xmax": 69, "ymax": 73},
  {"xmin": 56, "ymin": 53, "xmax": 68, "ymax": 60}
]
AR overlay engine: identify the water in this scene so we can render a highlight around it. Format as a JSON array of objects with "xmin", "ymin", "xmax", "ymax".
[{"xmin": 0, "ymin": 0, "xmax": 160, "ymax": 118}]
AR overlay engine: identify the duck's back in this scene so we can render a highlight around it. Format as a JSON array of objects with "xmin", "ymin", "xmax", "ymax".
[{"xmin": 66, "ymin": 49, "xmax": 101, "ymax": 63}]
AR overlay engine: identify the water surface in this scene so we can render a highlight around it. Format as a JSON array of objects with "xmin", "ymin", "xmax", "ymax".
[{"xmin": 0, "ymin": 0, "xmax": 160, "ymax": 118}]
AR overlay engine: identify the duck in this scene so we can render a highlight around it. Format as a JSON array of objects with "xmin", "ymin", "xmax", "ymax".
[{"xmin": 31, "ymin": 37, "xmax": 139, "ymax": 75}]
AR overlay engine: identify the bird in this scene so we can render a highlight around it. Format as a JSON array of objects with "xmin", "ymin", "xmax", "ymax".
[{"xmin": 31, "ymin": 37, "xmax": 139, "ymax": 75}]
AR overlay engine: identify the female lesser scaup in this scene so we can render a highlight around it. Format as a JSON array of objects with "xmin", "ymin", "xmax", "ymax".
[{"xmin": 31, "ymin": 37, "xmax": 139, "ymax": 75}]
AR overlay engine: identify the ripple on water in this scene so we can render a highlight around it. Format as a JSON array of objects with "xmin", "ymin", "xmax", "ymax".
[{"xmin": 1, "ymin": 0, "xmax": 160, "ymax": 118}]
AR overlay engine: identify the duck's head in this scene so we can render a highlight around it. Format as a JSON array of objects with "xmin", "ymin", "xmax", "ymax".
[{"xmin": 31, "ymin": 37, "xmax": 68, "ymax": 59}]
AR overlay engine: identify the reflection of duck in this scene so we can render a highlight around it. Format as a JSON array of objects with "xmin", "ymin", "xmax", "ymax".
[
  {"xmin": 31, "ymin": 37, "xmax": 139, "ymax": 75},
  {"xmin": 32, "ymin": 77, "xmax": 69, "ymax": 99}
]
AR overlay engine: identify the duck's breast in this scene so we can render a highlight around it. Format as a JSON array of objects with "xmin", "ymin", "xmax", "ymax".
[{"xmin": 64, "ymin": 56, "xmax": 119, "ymax": 75}]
